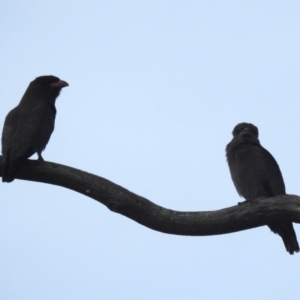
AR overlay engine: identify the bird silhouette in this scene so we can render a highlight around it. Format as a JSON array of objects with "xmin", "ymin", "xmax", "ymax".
[
  {"xmin": 226, "ymin": 122, "xmax": 299, "ymax": 254},
  {"xmin": 2, "ymin": 75, "xmax": 68, "ymax": 182}
]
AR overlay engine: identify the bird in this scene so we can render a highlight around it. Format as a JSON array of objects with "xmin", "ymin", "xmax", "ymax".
[
  {"xmin": 226, "ymin": 122, "xmax": 299, "ymax": 254},
  {"xmin": 1, "ymin": 75, "xmax": 68, "ymax": 182}
]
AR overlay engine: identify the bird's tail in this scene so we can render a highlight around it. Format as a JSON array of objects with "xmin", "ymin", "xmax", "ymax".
[
  {"xmin": 2, "ymin": 155, "xmax": 25, "ymax": 183},
  {"xmin": 2, "ymin": 162, "xmax": 17, "ymax": 182},
  {"xmin": 268, "ymin": 222, "xmax": 299, "ymax": 255}
]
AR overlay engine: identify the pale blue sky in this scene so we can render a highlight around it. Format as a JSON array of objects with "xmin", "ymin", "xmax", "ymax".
[{"xmin": 1, "ymin": 1, "xmax": 300, "ymax": 299}]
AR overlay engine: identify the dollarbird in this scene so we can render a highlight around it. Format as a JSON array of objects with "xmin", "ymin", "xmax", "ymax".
[
  {"xmin": 1, "ymin": 75, "xmax": 68, "ymax": 182},
  {"xmin": 226, "ymin": 122, "xmax": 299, "ymax": 254}
]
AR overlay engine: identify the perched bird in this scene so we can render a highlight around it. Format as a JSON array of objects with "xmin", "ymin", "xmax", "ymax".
[
  {"xmin": 1, "ymin": 75, "xmax": 68, "ymax": 182},
  {"xmin": 226, "ymin": 122, "xmax": 299, "ymax": 254}
]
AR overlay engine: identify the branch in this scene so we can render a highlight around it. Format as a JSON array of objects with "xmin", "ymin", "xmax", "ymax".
[{"xmin": 1, "ymin": 156, "xmax": 300, "ymax": 236}]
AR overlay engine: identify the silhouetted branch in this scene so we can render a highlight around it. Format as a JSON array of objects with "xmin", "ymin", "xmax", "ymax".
[{"xmin": 1, "ymin": 156, "xmax": 300, "ymax": 235}]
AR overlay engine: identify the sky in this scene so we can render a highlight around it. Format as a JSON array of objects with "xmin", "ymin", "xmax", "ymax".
[{"xmin": 1, "ymin": 1, "xmax": 300, "ymax": 299}]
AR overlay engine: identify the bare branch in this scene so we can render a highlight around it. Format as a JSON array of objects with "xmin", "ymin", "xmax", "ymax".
[{"xmin": 2, "ymin": 156, "xmax": 300, "ymax": 236}]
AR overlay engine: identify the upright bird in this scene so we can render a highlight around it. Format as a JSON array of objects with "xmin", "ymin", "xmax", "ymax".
[
  {"xmin": 226, "ymin": 122, "xmax": 299, "ymax": 254},
  {"xmin": 1, "ymin": 75, "xmax": 68, "ymax": 182}
]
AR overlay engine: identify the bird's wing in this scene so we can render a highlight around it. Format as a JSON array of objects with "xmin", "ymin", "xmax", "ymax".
[
  {"xmin": 2, "ymin": 106, "xmax": 20, "ymax": 160},
  {"xmin": 261, "ymin": 147, "xmax": 286, "ymax": 195},
  {"xmin": 3, "ymin": 104, "xmax": 47, "ymax": 162}
]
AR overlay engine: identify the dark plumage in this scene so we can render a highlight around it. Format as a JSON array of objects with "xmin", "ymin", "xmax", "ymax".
[
  {"xmin": 226, "ymin": 122, "xmax": 299, "ymax": 254},
  {"xmin": 2, "ymin": 75, "xmax": 68, "ymax": 182}
]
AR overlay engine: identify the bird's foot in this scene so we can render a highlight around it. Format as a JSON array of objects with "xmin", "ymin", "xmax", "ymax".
[
  {"xmin": 238, "ymin": 197, "xmax": 266, "ymax": 206},
  {"xmin": 238, "ymin": 200, "xmax": 251, "ymax": 206},
  {"xmin": 252, "ymin": 196, "xmax": 267, "ymax": 202}
]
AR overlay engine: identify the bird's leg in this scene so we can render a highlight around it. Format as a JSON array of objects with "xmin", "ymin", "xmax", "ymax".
[{"xmin": 37, "ymin": 152, "xmax": 44, "ymax": 165}]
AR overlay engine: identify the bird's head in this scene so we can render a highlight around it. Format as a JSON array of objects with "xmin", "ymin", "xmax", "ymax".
[
  {"xmin": 22, "ymin": 75, "xmax": 69, "ymax": 105},
  {"xmin": 226, "ymin": 122, "xmax": 260, "ymax": 159},
  {"xmin": 231, "ymin": 122, "xmax": 260, "ymax": 145}
]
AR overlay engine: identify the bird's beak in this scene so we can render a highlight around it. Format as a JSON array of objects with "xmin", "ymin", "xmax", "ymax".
[
  {"xmin": 240, "ymin": 128, "xmax": 251, "ymax": 137},
  {"xmin": 51, "ymin": 80, "xmax": 69, "ymax": 88}
]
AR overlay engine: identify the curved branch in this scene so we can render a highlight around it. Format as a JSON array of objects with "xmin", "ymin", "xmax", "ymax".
[{"xmin": 1, "ymin": 156, "xmax": 300, "ymax": 236}]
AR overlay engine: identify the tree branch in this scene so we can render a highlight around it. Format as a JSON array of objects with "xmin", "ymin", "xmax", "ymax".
[{"xmin": 2, "ymin": 156, "xmax": 300, "ymax": 235}]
